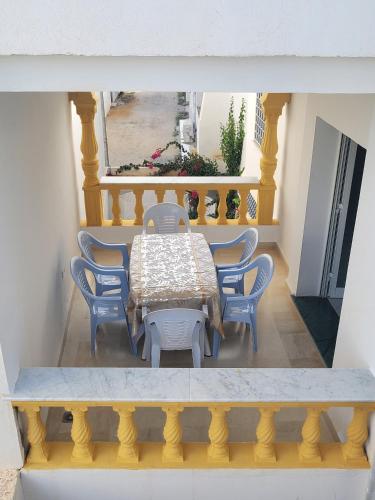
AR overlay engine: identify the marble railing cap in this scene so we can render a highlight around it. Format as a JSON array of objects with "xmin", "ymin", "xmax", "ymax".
[{"xmin": 5, "ymin": 367, "xmax": 375, "ymax": 404}]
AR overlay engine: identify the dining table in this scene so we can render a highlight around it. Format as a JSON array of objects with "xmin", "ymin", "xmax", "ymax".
[{"xmin": 128, "ymin": 232, "xmax": 224, "ymax": 342}]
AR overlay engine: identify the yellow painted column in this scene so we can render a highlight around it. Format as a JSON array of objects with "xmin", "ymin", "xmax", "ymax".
[
  {"xmin": 217, "ymin": 188, "xmax": 228, "ymax": 225},
  {"xmin": 238, "ymin": 187, "xmax": 249, "ymax": 225},
  {"xmin": 111, "ymin": 189, "xmax": 122, "ymax": 226},
  {"xmin": 155, "ymin": 188, "xmax": 165, "ymax": 204},
  {"xmin": 343, "ymin": 407, "xmax": 369, "ymax": 464},
  {"xmin": 197, "ymin": 188, "xmax": 207, "ymax": 225},
  {"xmin": 208, "ymin": 406, "xmax": 230, "ymax": 463},
  {"xmin": 257, "ymin": 93, "xmax": 290, "ymax": 225},
  {"xmin": 20, "ymin": 406, "xmax": 49, "ymax": 464},
  {"xmin": 69, "ymin": 92, "xmax": 103, "ymax": 226},
  {"xmin": 134, "ymin": 188, "xmax": 144, "ymax": 225},
  {"xmin": 299, "ymin": 408, "xmax": 323, "ymax": 462},
  {"xmin": 68, "ymin": 406, "xmax": 94, "ymax": 464},
  {"xmin": 176, "ymin": 188, "xmax": 185, "ymax": 208},
  {"xmin": 162, "ymin": 406, "xmax": 184, "ymax": 463},
  {"xmin": 255, "ymin": 407, "xmax": 278, "ymax": 463},
  {"xmin": 114, "ymin": 406, "xmax": 139, "ymax": 463}
]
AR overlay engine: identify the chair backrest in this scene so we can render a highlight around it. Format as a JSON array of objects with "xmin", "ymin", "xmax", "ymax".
[
  {"xmin": 77, "ymin": 231, "xmax": 97, "ymax": 264},
  {"xmin": 70, "ymin": 256, "xmax": 96, "ymax": 306},
  {"xmin": 239, "ymin": 228, "xmax": 258, "ymax": 265},
  {"xmin": 248, "ymin": 254, "xmax": 274, "ymax": 304},
  {"xmin": 143, "ymin": 308, "xmax": 205, "ymax": 350},
  {"xmin": 143, "ymin": 203, "xmax": 191, "ymax": 234}
]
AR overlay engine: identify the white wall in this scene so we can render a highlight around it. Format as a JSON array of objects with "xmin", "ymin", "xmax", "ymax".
[
  {"xmin": 278, "ymin": 94, "xmax": 375, "ymax": 294},
  {"xmin": 332, "ymin": 105, "xmax": 375, "ymax": 460},
  {"xmin": 20, "ymin": 468, "xmax": 370, "ymax": 500},
  {"xmin": 3, "ymin": 57, "xmax": 375, "ymax": 94},
  {"xmin": 296, "ymin": 118, "xmax": 341, "ymax": 295},
  {"xmin": 1, "ymin": 0, "xmax": 375, "ymax": 57},
  {"xmin": 0, "ymin": 92, "xmax": 79, "ymax": 466}
]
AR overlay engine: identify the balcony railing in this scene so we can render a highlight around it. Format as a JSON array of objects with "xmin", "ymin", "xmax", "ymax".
[
  {"xmin": 69, "ymin": 92, "xmax": 291, "ymax": 227},
  {"xmin": 99, "ymin": 176, "xmax": 262, "ymax": 227},
  {"xmin": 8, "ymin": 368, "xmax": 375, "ymax": 469}
]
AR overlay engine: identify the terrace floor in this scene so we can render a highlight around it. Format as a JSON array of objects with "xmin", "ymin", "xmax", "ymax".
[{"xmin": 46, "ymin": 243, "xmax": 337, "ymax": 443}]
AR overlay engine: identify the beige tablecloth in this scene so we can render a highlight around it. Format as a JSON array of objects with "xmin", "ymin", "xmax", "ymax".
[{"xmin": 128, "ymin": 232, "xmax": 223, "ymax": 337}]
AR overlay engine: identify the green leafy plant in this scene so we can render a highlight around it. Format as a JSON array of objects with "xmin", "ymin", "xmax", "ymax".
[
  {"xmin": 220, "ymin": 97, "xmax": 246, "ymax": 176},
  {"xmin": 220, "ymin": 97, "xmax": 246, "ymax": 218}
]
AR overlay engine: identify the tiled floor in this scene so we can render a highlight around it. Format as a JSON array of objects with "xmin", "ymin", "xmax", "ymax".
[{"xmin": 47, "ymin": 243, "xmax": 337, "ymax": 444}]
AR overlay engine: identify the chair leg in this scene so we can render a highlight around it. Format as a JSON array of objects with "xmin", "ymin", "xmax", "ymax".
[
  {"xmin": 151, "ymin": 344, "xmax": 161, "ymax": 368},
  {"xmin": 142, "ymin": 330, "xmax": 151, "ymax": 361},
  {"xmin": 126, "ymin": 315, "xmax": 137, "ymax": 355},
  {"xmin": 204, "ymin": 329, "xmax": 211, "ymax": 357},
  {"xmin": 90, "ymin": 316, "xmax": 98, "ymax": 355},
  {"xmin": 250, "ymin": 312, "xmax": 258, "ymax": 353},
  {"xmin": 192, "ymin": 342, "xmax": 202, "ymax": 368},
  {"xmin": 239, "ymin": 277, "xmax": 245, "ymax": 295},
  {"xmin": 95, "ymin": 281, "xmax": 103, "ymax": 297},
  {"xmin": 212, "ymin": 329, "xmax": 221, "ymax": 359}
]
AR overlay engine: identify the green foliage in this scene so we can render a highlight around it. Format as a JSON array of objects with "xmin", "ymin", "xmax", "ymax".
[{"xmin": 220, "ymin": 97, "xmax": 246, "ymax": 176}]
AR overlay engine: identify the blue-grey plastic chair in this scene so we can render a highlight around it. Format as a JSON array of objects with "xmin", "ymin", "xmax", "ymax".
[
  {"xmin": 70, "ymin": 256, "xmax": 136, "ymax": 355},
  {"xmin": 209, "ymin": 228, "xmax": 258, "ymax": 294},
  {"xmin": 143, "ymin": 308, "xmax": 207, "ymax": 367},
  {"xmin": 213, "ymin": 254, "xmax": 274, "ymax": 358},
  {"xmin": 143, "ymin": 202, "xmax": 191, "ymax": 234},
  {"xmin": 77, "ymin": 231, "xmax": 129, "ymax": 296}
]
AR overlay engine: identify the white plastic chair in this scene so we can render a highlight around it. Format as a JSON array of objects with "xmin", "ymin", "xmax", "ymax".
[
  {"xmin": 209, "ymin": 228, "xmax": 258, "ymax": 294},
  {"xmin": 143, "ymin": 308, "xmax": 207, "ymax": 367},
  {"xmin": 213, "ymin": 254, "xmax": 274, "ymax": 357},
  {"xmin": 142, "ymin": 202, "xmax": 191, "ymax": 234},
  {"xmin": 77, "ymin": 230, "xmax": 129, "ymax": 296}
]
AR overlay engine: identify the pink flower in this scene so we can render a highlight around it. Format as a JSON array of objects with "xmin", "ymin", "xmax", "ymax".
[
  {"xmin": 146, "ymin": 162, "xmax": 155, "ymax": 169},
  {"xmin": 178, "ymin": 170, "xmax": 188, "ymax": 176},
  {"xmin": 191, "ymin": 190, "xmax": 198, "ymax": 199},
  {"xmin": 151, "ymin": 149, "xmax": 162, "ymax": 160},
  {"xmin": 193, "ymin": 163, "xmax": 200, "ymax": 172}
]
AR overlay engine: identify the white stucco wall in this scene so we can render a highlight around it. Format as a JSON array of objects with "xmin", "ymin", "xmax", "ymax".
[
  {"xmin": 1, "ymin": 0, "xmax": 375, "ymax": 57},
  {"xmin": 20, "ymin": 468, "xmax": 370, "ymax": 500},
  {"xmin": 0, "ymin": 92, "xmax": 79, "ymax": 466},
  {"xmin": 278, "ymin": 93, "xmax": 375, "ymax": 294}
]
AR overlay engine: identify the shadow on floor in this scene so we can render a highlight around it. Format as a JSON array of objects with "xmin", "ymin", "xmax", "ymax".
[{"xmin": 292, "ymin": 296, "xmax": 339, "ymax": 367}]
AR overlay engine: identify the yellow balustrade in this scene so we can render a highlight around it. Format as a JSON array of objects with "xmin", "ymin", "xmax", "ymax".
[
  {"xmin": 70, "ymin": 92, "xmax": 103, "ymax": 227},
  {"xmin": 257, "ymin": 92, "xmax": 290, "ymax": 225},
  {"xmin": 343, "ymin": 407, "xmax": 369, "ymax": 465},
  {"xmin": 217, "ymin": 187, "xmax": 228, "ymax": 225},
  {"xmin": 13, "ymin": 401, "xmax": 374, "ymax": 470},
  {"xmin": 162, "ymin": 406, "xmax": 184, "ymax": 463},
  {"xmin": 197, "ymin": 188, "xmax": 208, "ymax": 225},
  {"xmin": 19, "ymin": 405, "xmax": 49, "ymax": 464},
  {"xmin": 208, "ymin": 406, "xmax": 230, "ymax": 463},
  {"xmin": 97, "ymin": 179, "xmax": 263, "ymax": 227},
  {"xmin": 155, "ymin": 188, "xmax": 165, "ymax": 204},
  {"xmin": 114, "ymin": 406, "xmax": 139, "ymax": 463},
  {"xmin": 299, "ymin": 407, "xmax": 323, "ymax": 462},
  {"xmin": 67, "ymin": 406, "xmax": 94, "ymax": 464},
  {"xmin": 134, "ymin": 188, "xmax": 144, "ymax": 225},
  {"xmin": 110, "ymin": 189, "xmax": 122, "ymax": 226},
  {"xmin": 254, "ymin": 407, "xmax": 278, "ymax": 464}
]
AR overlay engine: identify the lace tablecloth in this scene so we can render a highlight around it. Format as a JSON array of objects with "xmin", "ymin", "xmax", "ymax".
[{"xmin": 129, "ymin": 233, "xmax": 223, "ymax": 336}]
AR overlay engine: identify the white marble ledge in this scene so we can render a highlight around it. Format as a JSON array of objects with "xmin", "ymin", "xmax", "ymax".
[
  {"xmin": 6, "ymin": 368, "xmax": 190, "ymax": 402},
  {"xmin": 5, "ymin": 368, "xmax": 375, "ymax": 404},
  {"xmin": 190, "ymin": 368, "xmax": 375, "ymax": 403},
  {"xmin": 100, "ymin": 175, "xmax": 259, "ymax": 186}
]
